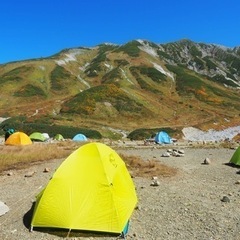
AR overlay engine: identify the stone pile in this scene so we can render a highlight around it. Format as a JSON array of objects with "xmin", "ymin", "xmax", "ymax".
[{"xmin": 161, "ymin": 149, "xmax": 185, "ymax": 157}]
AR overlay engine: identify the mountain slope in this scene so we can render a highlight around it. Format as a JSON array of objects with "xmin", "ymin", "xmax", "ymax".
[{"xmin": 0, "ymin": 39, "xmax": 239, "ymax": 133}]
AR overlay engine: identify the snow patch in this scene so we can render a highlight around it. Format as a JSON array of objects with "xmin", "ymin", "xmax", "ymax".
[
  {"xmin": 102, "ymin": 42, "xmax": 118, "ymax": 46},
  {"xmin": 79, "ymin": 62, "xmax": 90, "ymax": 71},
  {"xmin": 138, "ymin": 41, "xmax": 158, "ymax": 58},
  {"xmin": 104, "ymin": 63, "xmax": 113, "ymax": 70},
  {"xmin": 77, "ymin": 75, "xmax": 91, "ymax": 88},
  {"xmin": 225, "ymin": 77, "xmax": 240, "ymax": 87},
  {"xmin": 151, "ymin": 62, "xmax": 174, "ymax": 81},
  {"xmin": 182, "ymin": 126, "xmax": 240, "ymax": 141},
  {"xmin": 55, "ymin": 49, "xmax": 86, "ymax": 65},
  {"xmin": 120, "ymin": 68, "xmax": 134, "ymax": 84}
]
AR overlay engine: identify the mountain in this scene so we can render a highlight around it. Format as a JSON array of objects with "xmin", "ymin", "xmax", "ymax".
[{"xmin": 0, "ymin": 39, "xmax": 239, "ymax": 136}]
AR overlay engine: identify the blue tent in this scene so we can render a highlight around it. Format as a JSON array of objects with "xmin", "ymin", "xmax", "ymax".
[
  {"xmin": 155, "ymin": 131, "xmax": 172, "ymax": 144},
  {"xmin": 72, "ymin": 133, "xmax": 88, "ymax": 141}
]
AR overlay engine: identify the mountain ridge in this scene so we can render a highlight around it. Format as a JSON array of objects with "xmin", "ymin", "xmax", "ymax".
[{"xmin": 0, "ymin": 39, "xmax": 239, "ymax": 137}]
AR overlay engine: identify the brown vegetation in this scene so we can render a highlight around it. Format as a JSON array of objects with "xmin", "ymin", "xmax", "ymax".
[
  {"xmin": 0, "ymin": 142, "xmax": 177, "ymax": 178},
  {"xmin": 120, "ymin": 154, "xmax": 177, "ymax": 178}
]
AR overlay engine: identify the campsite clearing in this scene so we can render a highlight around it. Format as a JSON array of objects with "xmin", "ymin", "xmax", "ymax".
[{"xmin": 0, "ymin": 144, "xmax": 240, "ymax": 239}]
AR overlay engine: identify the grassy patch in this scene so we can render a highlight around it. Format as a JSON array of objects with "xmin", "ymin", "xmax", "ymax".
[
  {"xmin": 202, "ymin": 56, "xmax": 218, "ymax": 71},
  {"xmin": 61, "ymin": 84, "xmax": 146, "ymax": 115},
  {"xmin": 114, "ymin": 41, "xmax": 141, "ymax": 57},
  {"xmin": 0, "ymin": 142, "xmax": 178, "ymax": 180},
  {"xmin": 14, "ymin": 84, "xmax": 47, "ymax": 97},
  {"xmin": 50, "ymin": 65, "xmax": 77, "ymax": 91},
  {"xmin": 114, "ymin": 59, "xmax": 129, "ymax": 66},
  {"xmin": 0, "ymin": 117, "xmax": 102, "ymax": 139},
  {"xmin": 129, "ymin": 66, "xmax": 162, "ymax": 94},
  {"xmin": 137, "ymin": 66, "xmax": 167, "ymax": 82},
  {"xmin": 0, "ymin": 66, "xmax": 33, "ymax": 83},
  {"xmin": 101, "ymin": 68, "xmax": 122, "ymax": 83},
  {"xmin": 85, "ymin": 53, "xmax": 106, "ymax": 76},
  {"xmin": 209, "ymin": 74, "xmax": 239, "ymax": 87},
  {"xmin": 84, "ymin": 45, "xmax": 115, "ymax": 77},
  {"xmin": 120, "ymin": 153, "xmax": 178, "ymax": 178},
  {"xmin": 165, "ymin": 64, "xmax": 221, "ymax": 102},
  {"xmin": 0, "ymin": 142, "xmax": 80, "ymax": 172},
  {"xmin": 128, "ymin": 127, "xmax": 181, "ymax": 140}
]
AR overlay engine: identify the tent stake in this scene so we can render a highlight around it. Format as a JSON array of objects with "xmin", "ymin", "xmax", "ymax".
[{"xmin": 66, "ymin": 228, "xmax": 71, "ymax": 238}]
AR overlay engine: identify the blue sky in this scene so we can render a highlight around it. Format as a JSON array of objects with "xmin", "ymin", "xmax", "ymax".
[{"xmin": 1, "ymin": 0, "xmax": 240, "ymax": 64}]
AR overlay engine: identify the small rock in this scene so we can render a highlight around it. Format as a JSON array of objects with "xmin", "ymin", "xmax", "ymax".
[
  {"xmin": 135, "ymin": 205, "xmax": 141, "ymax": 211},
  {"xmin": 43, "ymin": 167, "xmax": 50, "ymax": 173},
  {"xmin": 150, "ymin": 180, "xmax": 160, "ymax": 186},
  {"xmin": 221, "ymin": 196, "xmax": 230, "ymax": 202},
  {"xmin": 25, "ymin": 171, "xmax": 36, "ymax": 177},
  {"xmin": 203, "ymin": 157, "xmax": 211, "ymax": 165},
  {"xmin": 178, "ymin": 149, "xmax": 185, "ymax": 154},
  {"xmin": 11, "ymin": 229, "xmax": 17, "ymax": 234},
  {"xmin": 235, "ymin": 180, "xmax": 240, "ymax": 184},
  {"xmin": 175, "ymin": 153, "xmax": 184, "ymax": 157},
  {"xmin": 161, "ymin": 152, "xmax": 170, "ymax": 157},
  {"xmin": 7, "ymin": 172, "xmax": 13, "ymax": 176}
]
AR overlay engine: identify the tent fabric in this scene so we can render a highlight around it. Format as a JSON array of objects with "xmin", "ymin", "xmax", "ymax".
[
  {"xmin": 155, "ymin": 131, "xmax": 172, "ymax": 144},
  {"xmin": 72, "ymin": 133, "xmax": 87, "ymax": 141},
  {"xmin": 5, "ymin": 132, "xmax": 32, "ymax": 145},
  {"xmin": 31, "ymin": 142, "xmax": 138, "ymax": 234},
  {"xmin": 4, "ymin": 128, "xmax": 15, "ymax": 141},
  {"xmin": 29, "ymin": 132, "xmax": 46, "ymax": 142},
  {"xmin": 229, "ymin": 146, "xmax": 240, "ymax": 166},
  {"xmin": 42, "ymin": 133, "xmax": 50, "ymax": 140},
  {"xmin": 54, "ymin": 134, "xmax": 64, "ymax": 141}
]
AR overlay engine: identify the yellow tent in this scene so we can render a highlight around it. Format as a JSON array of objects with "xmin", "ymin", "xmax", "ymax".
[
  {"xmin": 5, "ymin": 132, "xmax": 32, "ymax": 145},
  {"xmin": 31, "ymin": 142, "xmax": 137, "ymax": 234}
]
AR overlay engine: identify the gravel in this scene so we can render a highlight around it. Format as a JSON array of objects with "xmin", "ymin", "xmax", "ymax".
[{"xmin": 0, "ymin": 144, "xmax": 240, "ymax": 240}]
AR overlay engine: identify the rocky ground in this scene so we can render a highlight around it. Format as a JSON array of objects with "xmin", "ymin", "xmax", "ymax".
[{"xmin": 0, "ymin": 142, "xmax": 240, "ymax": 240}]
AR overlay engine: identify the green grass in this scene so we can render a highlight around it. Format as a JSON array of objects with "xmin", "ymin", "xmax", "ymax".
[
  {"xmin": 202, "ymin": 56, "xmax": 218, "ymax": 70},
  {"xmin": 128, "ymin": 127, "xmax": 182, "ymax": 140},
  {"xmin": 129, "ymin": 66, "xmax": 163, "ymax": 94},
  {"xmin": 50, "ymin": 65, "xmax": 74, "ymax": 91},
  {"xmin": 102, "ymin": 68, "xmax": 122, "ymax": 83},
  {"xmin": 0, "ymin": 66, "xmax": 33, "ymax": 83},
  {"xmin": 14, "ymin": 84, "xmax": 47, "ymax": 97},
  {"xmin": 210, "ymin": 74, "xmax": 239, "ymax": 87},
  {"xmin": 114, "ymin": 41, "xmax": 141, "ymax": 57},
  {"xmin": 137, "ymin": 66, "xmax": 167, "ymax": 82},
  {"xmin": 61, "ymin": 84, "xmax": 146, "ymax": 116},
  {"xmin": 114, "ymin": 59, "xmax": 129, "ymax": 66},
  {"xmin": 0, "ymin": 116, "xmax": 102, "ymax": 139},
  {"xmin": 84, "ymin": 47, "xmax": 111, "ymax": 77}
]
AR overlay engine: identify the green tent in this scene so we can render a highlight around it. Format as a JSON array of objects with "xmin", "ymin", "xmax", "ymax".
[
  {"xmin": 29, "ymin": 132, "xmax": 46, "ymax": 142},
  {"xmin": 54, "ymin": 134, "xmax": 64, "ymax": 141},
  {"xmin": 229, "ymin": 146, "xmax": 240, "ymax": 166}
]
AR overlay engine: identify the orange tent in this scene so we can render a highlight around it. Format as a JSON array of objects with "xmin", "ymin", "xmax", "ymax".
[{"xmin": 5, "ymin": 132, "xmax": 32, "ymax": 146}]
